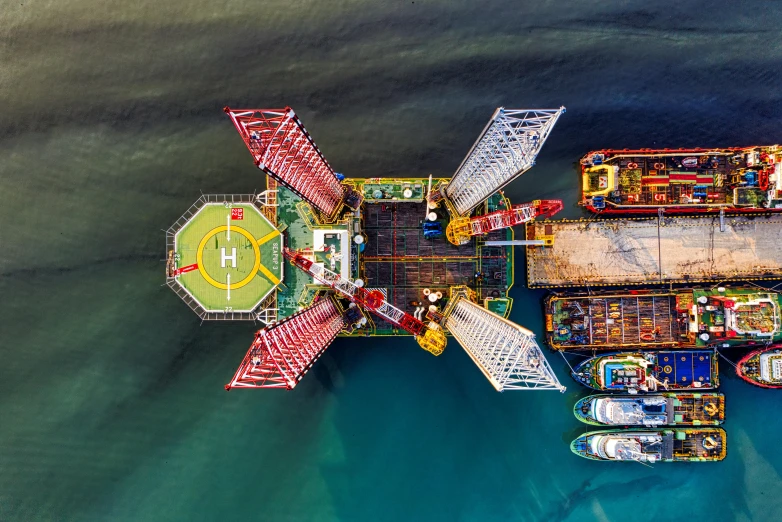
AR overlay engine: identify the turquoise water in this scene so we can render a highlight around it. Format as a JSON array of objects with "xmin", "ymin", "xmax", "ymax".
[{"xmin": 3, "ymin": 1, "xmax": 782, "ymax": 520}]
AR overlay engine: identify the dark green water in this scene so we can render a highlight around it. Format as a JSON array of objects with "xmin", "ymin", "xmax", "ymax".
[{"xmin": 3, "ymin": 1, "xmax": 782, "ymax": 520}]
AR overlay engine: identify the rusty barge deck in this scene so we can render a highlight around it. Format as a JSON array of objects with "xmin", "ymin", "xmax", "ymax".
[{"xmin": 526, "ymin": 214, "xmax": 782, "ymax": 288}]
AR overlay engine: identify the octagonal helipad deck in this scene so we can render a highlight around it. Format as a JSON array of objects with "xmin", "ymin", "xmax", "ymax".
[{"xmin": 168, "ymin": 197, "xmax": 282, "ymax": 317}]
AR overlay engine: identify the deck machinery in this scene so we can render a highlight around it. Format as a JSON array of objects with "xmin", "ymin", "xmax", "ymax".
[{"xmin": 166, "ymin": 106, "xmax": 566, "ymax": 392}]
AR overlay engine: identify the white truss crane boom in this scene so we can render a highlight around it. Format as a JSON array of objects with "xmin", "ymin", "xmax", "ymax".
[
  {"xmin": 443, "ymin": 296, "xmax": 565, "ymax": 392},
  {"xmin": 444, "ymin": 107, "xmax": 565, "ymax": 216}
]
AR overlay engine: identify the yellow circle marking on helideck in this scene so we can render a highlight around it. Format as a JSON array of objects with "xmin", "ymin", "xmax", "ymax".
[{"xmin": 197, "ymin": 226, "xmax": 260, "ymax": 290}]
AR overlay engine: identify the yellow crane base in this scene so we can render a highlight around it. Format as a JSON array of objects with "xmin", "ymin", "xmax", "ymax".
[
  {"xmin": 445, "ymin": 217, "xmax": 472, "ymax": 246},
  {"xmin": 416, "ymin": 328, "xmax": 447, "ymax": 356}
]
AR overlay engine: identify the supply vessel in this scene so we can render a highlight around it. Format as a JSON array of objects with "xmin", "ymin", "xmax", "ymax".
[
  {"xmin": 570, "ymin": 428, "xmax": 727, "ymax": 462},
  {"xmin": 545, "ymin": 287, "xmax": 782, "ymax": 351},
  {"xmin": 737, "ymin": 346, "xmax": 782, "ymax": 388},
  {"xmin": 573, "ymin": 392, "xmax": 725, "ymax": 426},
  {"xmin": 580, "ymin": 146, "xmax": 782, "ymax": 214},
  {"xmin": 571, "ymin": 350, "xmax": 718, "ymax": 392}
]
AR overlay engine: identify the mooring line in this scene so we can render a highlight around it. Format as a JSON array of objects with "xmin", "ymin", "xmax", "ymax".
[{"xmin": 716, "ymin": 349, "xmax": 738, "ymax": 370}]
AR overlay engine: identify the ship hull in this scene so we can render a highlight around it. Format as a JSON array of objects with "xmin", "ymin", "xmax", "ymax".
[
  {"xmin": 580, "ymin": 146, "xmax": 782, "ymax": 215},
  {"xmin": 571, "ymin": 428, "xmax": 727, "ymax": 462},
  {"xmin": 737, "ymin": 347, "xmax": 782, "ymax": 388},
  {"xmin": 573, "ymin": 393, "xmax": 725, "ymax": 426},
  {"xmin": 571, "ymin": 350, "xmax": 719, "ymax": 392},
  {"xmin": 545, "ymin": 287, "xmax": 782, "ymax": 351}
]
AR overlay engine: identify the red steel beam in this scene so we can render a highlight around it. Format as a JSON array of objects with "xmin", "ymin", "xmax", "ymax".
[
  {"xmin": 225, "ymin": 297, "xmax": 346, "ymax": 390},
  {"xmin": 225, "ymin": 107, "xmax": 359, "ymax": 218}
]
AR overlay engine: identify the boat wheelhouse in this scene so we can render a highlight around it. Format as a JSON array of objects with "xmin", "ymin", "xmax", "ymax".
[
  {"xmin": 571, "ymin": 350, "xmax": 718, "ymax": 392},
  {"xmin": 580, "ymin": 146, "xmax": 782, "ymax": 214}
]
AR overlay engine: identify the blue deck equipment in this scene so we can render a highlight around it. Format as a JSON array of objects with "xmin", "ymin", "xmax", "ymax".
[
  {"xmin": 656, "ymin": 351, "xmax": 712, "ymax": 386},
  {"xmin": 422, "ymin": 221, "xmax": 443, "ymax": 239}
]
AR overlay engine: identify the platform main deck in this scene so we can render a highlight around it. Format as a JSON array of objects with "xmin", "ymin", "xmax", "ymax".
[
  {"xmin": 277, "ymin": 178, "xmax": 514, "ymax": 335},
  {"xmin": 526, "ymin": 214, "xmax": 782, "ymax": 287}
]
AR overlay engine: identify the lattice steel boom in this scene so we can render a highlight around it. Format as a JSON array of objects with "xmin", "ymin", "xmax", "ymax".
[
  {"xmin": 443, "ymin": 295, "xmax": 565, "ymax": 392},
  {"xmin": 225, "ymin": 297, "xmax": 346, "ymax": 390},
  {"xmin": 443, "ymin": 107, "xmax": 565, "ymax": 216},
  {"xmin": 446, "ymin": 199, "xmax": 563, "ymax": 245},
  {"xmin": 224, "ymin": 107, "xmax": 362, "ymax": 219},
  {"xmin": 284, "ymin": 248, "xmax": 447, "ymax": 355}
]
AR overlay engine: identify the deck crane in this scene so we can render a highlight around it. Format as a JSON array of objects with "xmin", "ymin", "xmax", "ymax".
[
  {"xmin": 445, "ymin": 199, "xmax": 564, "ymax": 245},
  {"xmin": 441, "ymin": 287, "xmax": 565, "ymax": 391},
  {"xmin": 224, "ymin": 107, "xmax": 362, "ymax": 220},
  {"xmin": 283, "ymin": 248, "xmax": 447, "ymax": 355},
  {"xmin": 225, "ymin": 296, "xmax": 347, "ymax": 390},
  {"xmin": 429, "ymin": 107, "xmax": 565, "ymax": 243}
]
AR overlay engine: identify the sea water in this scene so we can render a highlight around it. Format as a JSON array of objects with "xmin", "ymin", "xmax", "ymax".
[{"xmin": 2, "ymin": 1, "xmax": 782, "ymax": 520}]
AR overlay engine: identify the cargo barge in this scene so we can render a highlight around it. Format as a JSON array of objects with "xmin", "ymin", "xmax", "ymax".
[
  {"xmin": 737, "ymin": 347, "xmax": 782, "ymax": 388},
  {"xmin": 525, "ymin": 214, "xmax": 782, "ymax": 288},
  {"xmin": 545, "ymin": 287, "xmax": 782, "ymax": 351},
  {"xmin": 571, "ymin": 350, "xmax": 718, "ymax": 392},
  {"xmin": 571, "ymin": 428, "xmax": 727, "ymax": 462},
  {"xmin": 580, "ymin": 147, "xmax": 782, "ymax": 215},
  {"xmin": 574, "ymin": 392, "xmax": 725, "ymax": 426}
]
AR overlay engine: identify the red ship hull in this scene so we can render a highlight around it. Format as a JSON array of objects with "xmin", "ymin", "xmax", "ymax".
[
  {"xmin": 581, "ymin": 146, "xmax": 782, "ymax": 216},
  {"xmin": 737, "ymin": 347, "xmax": 782, "ymax": 389}
]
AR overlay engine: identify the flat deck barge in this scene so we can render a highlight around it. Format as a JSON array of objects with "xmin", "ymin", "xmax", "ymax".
[
  {"xmin": 526, "ymin": 214, "xmax": 782, "ymax": 288},
  {"xmin": 545, "ymin": 287, "xmax": 782, "ymax": 351}
]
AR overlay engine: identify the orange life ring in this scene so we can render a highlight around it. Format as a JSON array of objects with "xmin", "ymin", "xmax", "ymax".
[
  {"xmin": 654, "ymin": 162, "xmax": 664, "ymax": 170},
  {"xmin": 627, "ymin": 162, "xmax": 638, "ymax": 169},
  {"xmin": 654, "ymin": 193, "xmax": 667, "ymax": 202}
]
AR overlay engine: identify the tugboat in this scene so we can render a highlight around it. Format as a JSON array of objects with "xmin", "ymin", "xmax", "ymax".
[
  {"xmin": 571, "ymin": 428, "xmax": 727, "ymax": 462},
  {"xmin": 574, "ymin": 393, "xmax": 725, "ymax": 426},
  {"xmin": 571, "ymin": 350, "xmax": 718, "ymax": 392},
  {"xmin": 545, "ymin": 287, "xmax": 782, "ymax": 351},
  {"xmin": 580, "ymin": 146, "xmax": 782, "ymax": 215},
  {"xmin": 737, "ymin": 346, "xmax": 782, "ymax": 388}
]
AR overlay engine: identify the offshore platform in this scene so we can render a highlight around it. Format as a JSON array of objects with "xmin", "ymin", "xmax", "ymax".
[{"xmin": 165, "ymin": 106, "xmax": 567, "ymax": 392}]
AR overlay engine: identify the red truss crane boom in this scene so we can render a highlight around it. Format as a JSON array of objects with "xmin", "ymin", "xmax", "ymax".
[
  {"xmin": 471, "ymin": 199, "xmax": 563, "ymax": 234},
  {"xmin": 283, "ymin": 248, "xmax": 447, "ymax": 355},
  {"xmin": 225, "ymin": 297, "xmax": 346, "ymax": 390},
  {"xmin": 446, "ymin": 199, "xmax": 563, "ymax": 245},
  {"xmin": 224, "ymin": 107, "xmax": 362, "ymax": 219}
]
